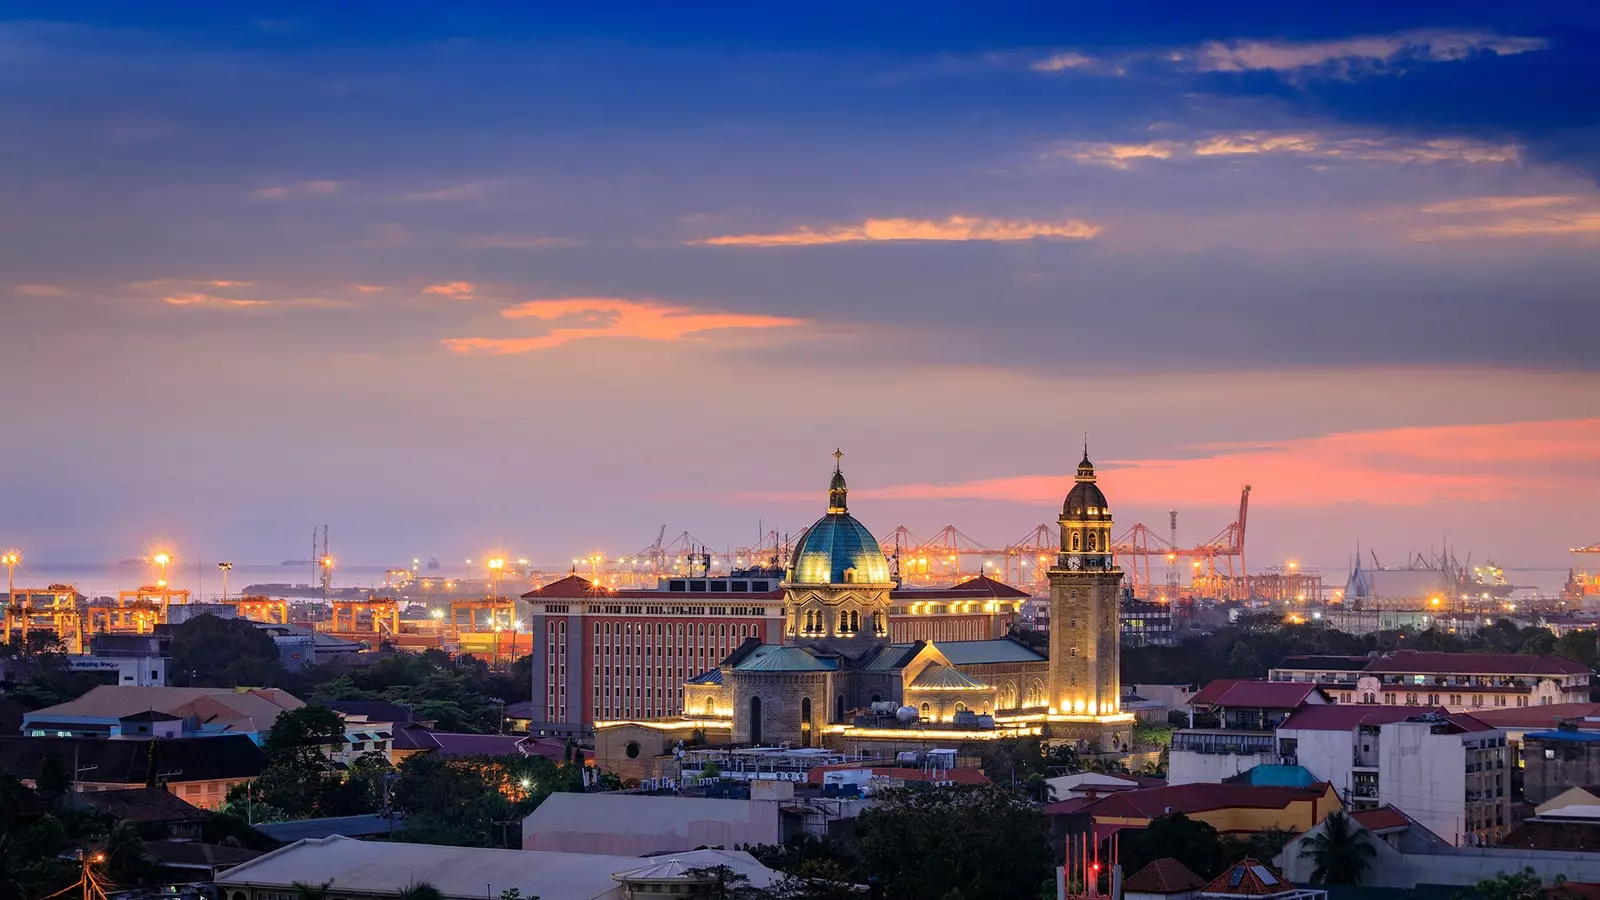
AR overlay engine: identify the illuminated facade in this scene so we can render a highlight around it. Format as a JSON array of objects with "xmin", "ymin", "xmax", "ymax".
[{"xmin": 589, "ymin": 452, "xmax": 1133, "ymax": 756}]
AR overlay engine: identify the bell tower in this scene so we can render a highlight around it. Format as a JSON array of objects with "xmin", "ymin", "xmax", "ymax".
[{"xmin": 1047, "ymin": 448, "xmax": 1124, "ymax": 725}]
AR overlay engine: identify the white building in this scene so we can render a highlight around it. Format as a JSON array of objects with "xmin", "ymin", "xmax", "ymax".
[{"xmin": 1276, "ymin": 705, "xmax": 1511, "ymax": 846}]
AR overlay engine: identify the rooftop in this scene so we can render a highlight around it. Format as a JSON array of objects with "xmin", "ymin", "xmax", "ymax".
[
  {"xmin": 23, "ymin": 685, "xmax": 303, "ymax": 734},
  {"xmin": 215, "ymin": 835, "xmax": 781, "ymax": 899},
  {"xmin": 1351, "ymin": 806, "xmax": 1411, "ymax": 832},
  {"xmin": 1525, "ymin": 730, "xmax": 1600, "ymax": 744},
  {"xmin": 1190, "ymin": 679, "xmax": 1328, "ymax": 709},
  {"xmin": 1278, "ymin": 705, "xmax": 1452, "ymax": 732},
  {"xmin": 1124, "ymin": 858, "xmax": 1207, "ymax": 895},
  {"xmin": 524, "ymin": 574, "xmax": 784, "ymax": 601},
  {"xmin": 1468, "ymin": 703, "xmax": 1600, "ymax": 729},
  {"xmin": 0, "ymin": 734, "xmax": 266, "ymax": 783},
  {"xmin": 76, "ymin": 787, "xmax": 210, "ymax": 824},
  {"xmin": 891, "ymin": 574, "xmax": 1031, "ymax": 600},
  {"xmin": 733, "ymin": 645, "xmax": 838, "ymax": 673},
  {"xmin": 1085, "ymin": 782, "xmax": 1331, "ymax": 820},
  {"xmin": 254, "ymin": 814, "xmax": 402, "ymax": 843},
  {"xmin": 888, "ymin": 639, "xmax": 1045, "ymax": 666},
  {"xmin": 1202, "ymin": 858, "xmax": 1293, "ymax": 897}
]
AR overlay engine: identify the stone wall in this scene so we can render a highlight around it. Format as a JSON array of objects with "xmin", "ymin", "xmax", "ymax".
[{"xmin": 729, "ymin": 670, "xmax": 837, "ymax": 746}]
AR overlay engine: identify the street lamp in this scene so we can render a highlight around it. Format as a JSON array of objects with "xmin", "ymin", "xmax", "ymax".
[
  {"xmin": 2, "ymin": 550, "xmax": 19, "ymax": 598},
  {"xmin": 152, "ymin": 553, "xmax": 172, "ymax": 591},
  {"xmin": 218, "ymin": 561, "xmax": 233, "ymax": 603},
  {"xmin": 487, "ymin": 557, "xmax": 505, "ymax": 599}
]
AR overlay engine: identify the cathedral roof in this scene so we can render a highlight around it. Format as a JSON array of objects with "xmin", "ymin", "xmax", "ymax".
[
  {"xmin": 908, "ymin": 664, "xmax": 991, "ymax": 691},
  {"xmin": 1063, "ymin": 449, "xmax": 1110, "ymax": 519},
  {"xmin": 890, "ymin": 639, "xmax": 1045, "ymax": 665},
  {"xmin": 787, "ymin": 455, "xmax": 891, "ymax": 585},
  {"xmin": 686, "ymin": 669, "xmax": 724, "ymax": 685},
  {"xmin": 732, "ymin": 645, "xmax": 839, "ymax": 673}
]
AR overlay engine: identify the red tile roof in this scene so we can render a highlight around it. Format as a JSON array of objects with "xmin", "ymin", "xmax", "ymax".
[
  {"xmin": 78, "ymin": 788, "xmax": 209, "ymax": 824},
  {"xmin": 1466, "ymin": 703, "xmax": 1600, "ymax": 729},
  {"xmin": 1190, "ymin": 679, "xmax": 1328, "ymax": 709},
  {"xmin": 1085, "ymin": 783, "xmax": 1330, "ymax": 820},
  {"xmin": 1041, "ymin": 797, "xmax": 1098, "ymax": 816},
  {"xmin": 1279, "ymin": 705, "xmax": 1451, "ymax": 731},
  {"xmin": 1351, "ymin": 806, "xmax": 1410, "ymax": 832},
  {"xmin": 1124, "ymin": 858, "xmax": 1207, "ymax": 894},
  {"xmin": 891, "ymin": 575, "xmax": 1031, "ymax": 599},
  {"xmin": 1203, "ymin": 858, "xmax": 1293, "ymax": 896},
  {"xmin": 1363, "ymin": 651, "xmax": 1589, "ymax": 676}
]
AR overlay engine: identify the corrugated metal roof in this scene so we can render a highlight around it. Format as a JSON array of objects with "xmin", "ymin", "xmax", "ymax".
[
  {"xmin": 24, "ymin": 686, "xmax": 302, "ymax": 733},
  {"xmin": 214, "ymin": 835, "xmax": 780, "ymax": 900},
  {"xmin": 732, "ymin": 646, "xmax": 837, "ymax": 673},
  {"xmin": 686, "ymin": 668, "xmax": 724, "ymax": 685}
]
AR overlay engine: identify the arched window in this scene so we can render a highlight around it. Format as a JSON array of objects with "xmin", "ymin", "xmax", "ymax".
[
  {"xmin": 703, "ymin": 696, "xmax": 715, "ymax": 715},
  {"xmin": 920, "ymin": 702, "xmax": 931, "ymax": 715},
  {"xmin": 954, "ymin": 701, "xmax": 966, "ymax": 713},
  {"xmin": 1088, "ymin": 532, "xmax": 1097, "ymax": 551},
  {"xmin": 800, "ymin": 697, "xmax": 813, "ymax": 748},
  {"xmin": 843, "ymin": 567, "xmax": 856, "ymax": 584},
  {"xmin": 872, "ymin": 612, "xmax": 884, "ymax": 634},
  {"xmin": 835, "ymin": 694, "xmax": 845, "ymax": 723},
  {"xmin": 1071, "ymin": 533, "xmax": 1080, "ymax": 551}
]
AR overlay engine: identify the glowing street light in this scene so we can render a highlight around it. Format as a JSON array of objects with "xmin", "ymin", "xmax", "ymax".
[
  {"xmin": 2, "ymin": 549, "xmax": 19, "ymax": 597},
  {"xmin": 218, "ymin": 561, "xmax": 233, "ymax": 603},
  {"xmin": 487, "ymin": 557, "xmax": 505, "ymax": 599},
  {"xmin": 152, "ymin": 552, "xmax": 172, "ymax": 589}
]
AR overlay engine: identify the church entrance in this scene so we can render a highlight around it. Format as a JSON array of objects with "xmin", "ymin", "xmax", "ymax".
[
  {"xmin": 749, "ymin": 696, "xmax": 762, "ymax": 744},
  {"xmin": 800, "ymin": 697, "xmax": 812, "ymax": 747}
]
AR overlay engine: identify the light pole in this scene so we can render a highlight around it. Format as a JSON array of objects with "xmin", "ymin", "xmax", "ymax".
[
  {"xmin": 320, "ymin": 555, "xmax": 335, "ymax": 602},
  {"xmin": 487, "ymin": 557, "xmax": 505, "ymax": 599},
  {"xmin": 2, "ymin": 550, "xmax": 19, "ymax": 598},
  {"xmin": 218, "ymin": 561, "xmax": 233, "ymax": 603},
  {"xmin": 152, "ymin": 553, "xmax": 171, "ymax": 589}
]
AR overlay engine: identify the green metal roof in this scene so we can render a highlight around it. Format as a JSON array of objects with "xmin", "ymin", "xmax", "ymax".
[
  {"xmin": 732, "ymin": 645, "xmax": 838, "ymax": 673},
  {"xmin": 891, "ymin": 639, "xmax": 1045, "ymax": 665}
]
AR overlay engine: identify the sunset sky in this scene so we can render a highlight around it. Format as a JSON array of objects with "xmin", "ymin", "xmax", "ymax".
[{"xmin": 3, "ymin": 2, "xmax": 1598, "ymax": 579}]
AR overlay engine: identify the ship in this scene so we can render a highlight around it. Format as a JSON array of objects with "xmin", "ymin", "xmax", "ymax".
[{"xmin": 426, "ymin": 556, "xmax": 441, "ymax": 571}]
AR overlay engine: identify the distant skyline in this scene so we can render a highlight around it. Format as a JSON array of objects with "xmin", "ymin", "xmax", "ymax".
[{"xmin": 2, "ymin": 2, "xmax": 1597, "ymax": 577}]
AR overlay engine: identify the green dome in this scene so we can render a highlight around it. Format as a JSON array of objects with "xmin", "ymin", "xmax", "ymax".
[{"xmin": 787, "ymin": 456, "xmax": 892, "ymax": 585}]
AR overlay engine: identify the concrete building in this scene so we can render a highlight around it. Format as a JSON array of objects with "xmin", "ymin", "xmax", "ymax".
[
  {"xmin": 1275, "ymin": 705, "xmax": 1511, "ymax": 846},
  {"xmin": 1522, "ymin": 729, "xmax": 1600, "ymax": 805},
  {"xmin": 522, "ymin": 790, "xmax": 866, "ymax": 855},
  {"xmin": 0, "ymin": 734, "xmax": 265, "ymax": 809},
  {"xmin": 1278, "ymin": 807, "xmax": 1600, "ymax": 889},
  {"xmin": 1076, "ymin": 782, "xmax": 1339, "ymax": 839},
  {"xmin": 215, "ymin": 835, "xmax": 786, "ymax": 900},
  {"xmin": 1268, "ymin": 651, "xmax": 1591, "ymax": 710},
  {"xmin": 1169, "ymin": 681, "xmax": 1328, "ymax": 785},
  {"xmin": 1122, "ymin": 599, "xmax": 1176, "ymax": 647}
]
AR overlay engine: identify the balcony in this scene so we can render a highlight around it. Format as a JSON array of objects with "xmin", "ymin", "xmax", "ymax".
[{"xmin": 1172, "ymin": 729, "xmax": 1276, "ymax": 756}]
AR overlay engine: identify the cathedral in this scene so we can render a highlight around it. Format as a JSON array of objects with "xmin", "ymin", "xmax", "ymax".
[{"xmin": 618, "ymin": 449, "xmax": 1134, "ymax": 757}]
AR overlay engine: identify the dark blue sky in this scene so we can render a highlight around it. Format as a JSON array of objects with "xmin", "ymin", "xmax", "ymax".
[{"xmin": 2, "ymin": 2, "xmax": 1596, "ymax": 578}]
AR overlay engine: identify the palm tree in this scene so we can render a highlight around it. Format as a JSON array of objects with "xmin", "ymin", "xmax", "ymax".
[
  {"xmin": 293, "ymin": 880, "xmax": 333, "ymax": 900},
  {"xmin": 397, "ymin": 881, "xmax": 446, "ymax": 900},
  {"xmin": 1299, "ymin": 810, "xmax": 1377, "ymax": 885},
  {"xmin": 104, "ymin": 819, "xmax": 149, "ymax": 889}
]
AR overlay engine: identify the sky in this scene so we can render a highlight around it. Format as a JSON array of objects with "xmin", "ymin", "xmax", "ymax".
[{"xmin": 2, "ymin": 2, "xmax": 1598, "ymax": 583}]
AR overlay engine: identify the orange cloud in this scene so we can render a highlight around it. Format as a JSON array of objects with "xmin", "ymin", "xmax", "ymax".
[
  {"xmin": 442, "ymin": 297, "xmax": 804, "ymax": 354},
  {"xmin": 1054, "ymin": 132, "xmax": 1517, "ymax": 169},
  {"xmin": 693, "ymin": 215, "xmax": 1101, "ymax": 247},
  {"xmin": 251, "ymin": 180, "xmax": 343, "ymax": 200},
  {"xmin": 162, "ymin": 293, "xmax": 270, "ymax": 308},
  {"xmin": 353, "ymin": 284, "xmax": 386, "ymax": 293},
  {"xmin": 744, "ymin": 418, "xmax": 1600, "ymax": 510},
  {"xmin": 423, "ymin": 281, "xmax": 477, "ymax": 299},
  {"xmin": 1408, "ymin": 195, "xmax": 1600, "ymax": 240},
  {"xmin": 14, "ymin": 283, "xmax": 65, "ymax": 296}
]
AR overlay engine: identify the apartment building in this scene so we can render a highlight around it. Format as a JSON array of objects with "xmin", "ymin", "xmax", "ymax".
[{"xmin": 1269, "ymin": 651, "xmax": 1590, "ymax": 710}]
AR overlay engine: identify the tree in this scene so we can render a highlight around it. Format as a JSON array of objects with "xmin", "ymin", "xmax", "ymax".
[
  {"xmin": 855, "ymin": 785, "xmax": 1051, "ymax": 900},
  {"xmin": 264, "ymin": 705, "xmax": 348, "ymax": 763},
  {"xmin": 103, "ymin": 819, "xmax": 150, "ymax": 889},
  {"xmin": 397, "ymin": 882, "xmax": 446, "ymax": 900},
  {"xmin": 170, "ymin": 614, "xmax": 284, "ymax": 686},
  {"xmin": 35, "ymin": 752, "xmax": 70, "ymax": 799},
  {"xmin": 1122, "ymin": 813, "xmax": 1225, "ymax": 881},
  {"xmin": 293, "ymin": 880, "xmax": 332, "ymax": 900},
  {"xmin": 1458, "ymin": 868, "xmax": 1559, "ymax": 900},
  {"xmin": 1556, "ymin": 630, "xmax": 1598, "ymax": 669},
  {"xmin": 1299, "ymin": 810, "xmax": 1376, "ymax": 885}
]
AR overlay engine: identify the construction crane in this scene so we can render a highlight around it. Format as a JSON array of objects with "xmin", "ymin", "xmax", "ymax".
[{"xmin": 1112, "ymin": 486, "xmax": 1252, "ymax": 601}]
